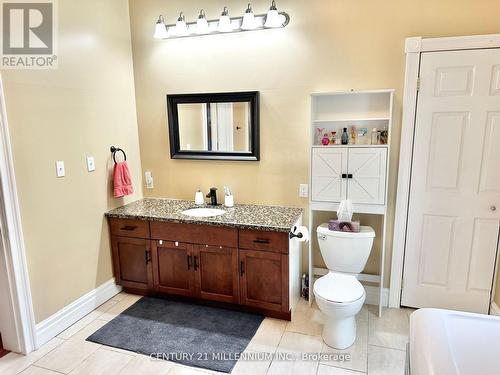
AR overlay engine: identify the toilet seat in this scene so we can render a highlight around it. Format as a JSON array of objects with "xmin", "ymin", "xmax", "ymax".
[{"xmin": 314, "ymin": 273, "xmax": 364, "ymax": 304}]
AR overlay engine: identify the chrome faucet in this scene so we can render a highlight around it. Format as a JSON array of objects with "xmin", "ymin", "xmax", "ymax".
[{"xmin": 206, "ymin": 187, "xmax": 218, "ymax": 205}]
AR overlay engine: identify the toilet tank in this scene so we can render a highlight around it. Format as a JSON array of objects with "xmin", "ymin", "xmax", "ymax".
[{"xmin": 316, "ymin": 223, "xmax": 375, "ymax": 274}]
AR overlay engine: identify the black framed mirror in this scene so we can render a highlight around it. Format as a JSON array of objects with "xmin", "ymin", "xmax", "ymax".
[{"xmin": 167, "ymin": 91, "xmax": 260, "ymax": 161}]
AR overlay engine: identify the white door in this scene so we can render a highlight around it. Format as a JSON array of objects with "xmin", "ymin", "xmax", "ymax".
[
  {"xmin": 402, "ymin": 49, "xmax": 500, "ymax": 313},
  {"xmin": 311, "ymin": 148, "xmax": 347, "ymax": 202},
  {"xmin": 347, "ymin": 148, "xmax": 387, "ymax": 205}
]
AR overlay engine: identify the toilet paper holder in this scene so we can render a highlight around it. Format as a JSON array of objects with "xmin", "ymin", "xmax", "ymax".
[{"xmin": 289, "ymin": 225, "xmax": 304, "ymax": 239}]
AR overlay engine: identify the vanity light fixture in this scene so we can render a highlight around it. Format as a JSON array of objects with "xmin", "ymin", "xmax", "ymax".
[
  {"xmin": 174, "ymin": 12, "xmax": 188, "ymax": 36},
  {"xmin": 241, "ymin": 4, "xmax": 257, "ymax": 30},
  {"xmin": 196, "ymin": 9, "xmax": 209, "ymax": 34},
  {"xmin": 153, "ymin": 15, "xmax": 168, "ymax": 39},
  {"xmin": 265, "ymin": 0, "xmax": 286, "ymax": 28},
  {"xmin": 152, "ymin": 1, "xmax": 290, "ymax": 40},
  {"xmin": 218, "ymin": 6, "xmax": 232, "ymax": 33}
]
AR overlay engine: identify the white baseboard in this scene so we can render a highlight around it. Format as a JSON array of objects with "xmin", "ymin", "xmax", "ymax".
[
  {"xmin": 490, "ymin": 302, "xmax": 500, "ymax": 316},
  {"xmin": 35, "ymin": 279, "xmax": 121, "ymax": 348},
  {"xmin": 365, "ymin": 285, "xmax": 389, "ymax": 307}
]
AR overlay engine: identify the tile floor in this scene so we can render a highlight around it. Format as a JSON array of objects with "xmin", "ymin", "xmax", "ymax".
[{"xmin": 0, "ymin": 293, "xmax": 413, "ymax": 375}]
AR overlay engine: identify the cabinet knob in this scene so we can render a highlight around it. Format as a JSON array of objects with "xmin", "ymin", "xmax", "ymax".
[
  {"xmin": 159, "ymin": 240, "xmax": 163, "ymax": 245},
  {"xmin": 491, "ymin": 205, "xmax": 497, "ymax": 212},
  {"xmin": 175, "ymin": 241, "xmax": 179, "ymax": 247}
]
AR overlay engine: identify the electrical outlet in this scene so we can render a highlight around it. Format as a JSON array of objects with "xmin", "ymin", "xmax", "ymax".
[
  {"xmin": 56, "ymin": 161, "xmax": 65, "ymax": 177},
  {"xmin": 145, "ymin": 171, "xmax": 154, "ymax": 189},
  {"xmin": 86, "ymin": 156, "xmax": 95, "ymax": 172},
  {"xmin": 299, "ymin": 183, "xmax": 308, "ymax": 197}
]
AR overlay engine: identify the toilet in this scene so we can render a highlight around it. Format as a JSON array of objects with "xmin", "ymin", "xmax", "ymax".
[{"xmin": 314, "ymin": 223, "xmax": 375, "ymax": 349}]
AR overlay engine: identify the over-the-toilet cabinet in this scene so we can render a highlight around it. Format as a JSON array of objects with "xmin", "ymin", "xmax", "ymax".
[
  {"xmin": 309, "ymin": 89, "xmax": 394, "ymax": 318},
  {"xmin": 311, "ymin": 147, "xmax": 387, "ymax": 205}
]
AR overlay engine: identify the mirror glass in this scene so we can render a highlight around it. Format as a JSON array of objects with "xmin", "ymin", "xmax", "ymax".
[{"xmin": 177, "ymin": 102, "xmax": 251, "ymax": 152}]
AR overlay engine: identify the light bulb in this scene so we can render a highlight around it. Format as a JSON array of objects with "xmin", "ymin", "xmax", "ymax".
[
  {"xmin": 265, "ymin": 0, "xmax": 285, "ymax": 28},
  {"xmin": 218, "ymin": 6, "xmax": 232, "ymax": 32},
  {"xmin": 241, "ymin": 3, "xmax": 257, "ymax": 30},
  {"xmin": 196, "ymin": 9, "xmax": 209, "ymax": 34},
  {"xmin": 153, "ymin": 15, "xmax": 168, "ymax": 39},
  {"xmin": 174, "ymin": 12, "xmax": 188, "ymax": 36}
]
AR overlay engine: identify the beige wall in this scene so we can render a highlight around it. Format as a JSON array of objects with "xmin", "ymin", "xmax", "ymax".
[
  {"xmin": 2, "ymin": 0, "xmax": 142, "ymax": 323},
  {"xmin": 129, "ymin": 0, "xmax": 500, "ymax": 297}
]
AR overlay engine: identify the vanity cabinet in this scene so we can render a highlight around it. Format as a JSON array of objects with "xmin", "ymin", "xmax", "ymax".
[
  {"xmin": 239, "ymin": 249, "xmax": 287, "ymax": 312},
  {"xmin": 311, "ymin": 147, "xmax": 387, "ymax": 205},
  {"xmin": 194, "ymin": 245, "xmax": 239, "ymax": 304},
  {"xmin": 151, "ymin": 240, "xmax": 195, "ymax": 297},
  {"xmin": 108, "ymin": 217, "xmax": 294, "ymax": 319},
  {"xmin": 111, "ymin": 236, "xmax": 153, "ymax": 290}
]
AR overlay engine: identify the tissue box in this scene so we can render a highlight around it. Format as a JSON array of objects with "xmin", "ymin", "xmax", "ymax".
[{"xmin": 328, "ymin": 220, "xmax": 360, "ymax": 233}]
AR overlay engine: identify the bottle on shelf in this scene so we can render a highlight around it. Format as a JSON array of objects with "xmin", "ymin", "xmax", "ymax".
[
  {"xmin": 380, "ymin": 126, "xmax": 388, "ymax": 144},
  {"xmin": 371, "ymin": 128, "xmax": 380, "ymax": 145},
  {"xmin": 329, "ymin": 131, "xmax": 336, "ymax": 144},
  {"xmin": 341, "ymin": 128, "xmax": 349, "ymax": 145},
  {"xmin": 350, "ymin": 126, "xmax": 357, "ymax": 145}
]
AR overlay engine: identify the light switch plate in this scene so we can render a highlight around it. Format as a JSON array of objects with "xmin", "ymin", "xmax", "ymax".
[
  {"xmin": 145, "ymin": 171, "xmax": 154, "ymax": 189},
  {"xmin": 86, "ymin": 156, "xmax": 95, "ymax": 172},
  {"xmin": 299, "ymin": 183, "xmax": 308, "ymax": 197},
  {"xmin": 56, "ymin": 161, "xmax": 65, "ymax": 177}
]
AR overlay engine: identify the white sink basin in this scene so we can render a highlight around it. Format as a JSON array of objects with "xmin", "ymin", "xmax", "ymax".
[{"xmin": 181, "ymin": 208, "xmax": 226, "ymax": 218}]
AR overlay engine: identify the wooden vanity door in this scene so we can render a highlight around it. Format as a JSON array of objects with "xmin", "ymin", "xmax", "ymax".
[
  {"xmin": 193, "ymin": 245, "xmax": 239, "ymax": 303},
  {"xmin": 111, "ymin": 236, "xmax": 153, "ymax": 290},
  {"xmin": 151, "ymin": 240, "xmax": 196, "ymax": 297},
  {"xmin": 239, "ymin": 249, "xmax": 287, "ymax": 312}
]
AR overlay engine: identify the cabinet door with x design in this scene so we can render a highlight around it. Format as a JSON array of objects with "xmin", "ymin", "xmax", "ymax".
[
  {"xmin": 311, "ymin": 147, "xmax": 387, "ymax": 205},
  {"xmin": 347, "ymin": 148, "xmax": 387, "ymax": 205}
]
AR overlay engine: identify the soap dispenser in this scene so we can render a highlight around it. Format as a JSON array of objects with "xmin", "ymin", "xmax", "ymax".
[
  {"xmin": 195, "ymin": 188, "xmax": 204, "ymax": 205},
  {"xmin": 224, "ymin": 186, "xmax": 234, "ymax": 207}
]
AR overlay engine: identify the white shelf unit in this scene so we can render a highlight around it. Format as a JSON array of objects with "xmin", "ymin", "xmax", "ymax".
[{"xmin": 308, "ymin": 89, "xmax": 394, "ymax": 317}]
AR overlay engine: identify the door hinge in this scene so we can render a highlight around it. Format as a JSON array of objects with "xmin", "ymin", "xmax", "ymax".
[
  {"xmin": 401, "ymin": 278, "xmax": 404, "ymax": 290},
  {"xmin": 416, "ymin": 77, "xmax": 421, "ymax": 91}
]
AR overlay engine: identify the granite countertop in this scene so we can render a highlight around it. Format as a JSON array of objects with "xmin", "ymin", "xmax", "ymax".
[{"xmin": 105, "ymin": 198, "xmax": 303, "ymax": 233}]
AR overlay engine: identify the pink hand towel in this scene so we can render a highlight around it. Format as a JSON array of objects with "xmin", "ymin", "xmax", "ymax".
[{"xmin": 113, "ymin": 161, "xmax": 134, "ymax": 198}]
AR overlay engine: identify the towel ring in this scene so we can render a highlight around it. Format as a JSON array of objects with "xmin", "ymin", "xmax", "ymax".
[{"xmin": 110, "ymin": 146, "xmax": 127, "ymax": 163}]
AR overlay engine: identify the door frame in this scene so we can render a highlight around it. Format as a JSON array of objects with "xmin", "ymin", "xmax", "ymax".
[
  {"xmin": 0, "ymin": 73, "xmax": 37, "ymax": 353},
  {"xmin": 389, "ymin": 33, "xmax": 500, "ymax": 309}
]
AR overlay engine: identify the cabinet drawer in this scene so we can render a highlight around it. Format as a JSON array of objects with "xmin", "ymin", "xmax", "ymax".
[
  {"xmin": 109, "ymin": 218, "xmax": 150, "ymax": 238},
  {"xmin": 150, "ymin": 221, "xmax": 238, "ymax": 247},
  {"xmin": 238, "ymin": 229, "xmax": 289, "ymax": 254}
]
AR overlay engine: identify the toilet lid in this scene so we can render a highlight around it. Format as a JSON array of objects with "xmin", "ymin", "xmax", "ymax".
[{"xmin": 314, "ymin": 273, "xmax": 365, "ymax": 303}]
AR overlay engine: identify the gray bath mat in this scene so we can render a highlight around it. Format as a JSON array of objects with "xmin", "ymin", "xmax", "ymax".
[{"xmin": 86, "ymin": 296, "xmax": 264, "ymax": 373}]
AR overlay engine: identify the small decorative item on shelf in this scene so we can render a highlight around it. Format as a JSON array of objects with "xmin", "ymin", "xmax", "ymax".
[
  {"xmin": 358, "ymin": 128, "xmax": 368, "ymax": 144},
  {"xmin": 350, "ymin": 126, "xmax": 357, "ymax": 145},
  {"xmin": 322, "ymin": 133, "xmax": 330, "ymax": 145},
  {"xmin": 341, "ymin": 127, "xmax": 349, "ymax": 145},
  {"xmin": 315, "ymin": 127, "xmax": 325, "ymax": 145},
  {"xmin": 371, "ymin": 127, "xmax": 380, "ymax": 145},
  {"xmin": 328, "ymin": 219, "xmax": 361, "ymax": 233},
  {"xmin": 380, "ymin": 127, "xmax": 388, "ymax": 144},
  {"xmin": 329, "ymin": 131, "xmax": 337, "ymax": 145}
]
